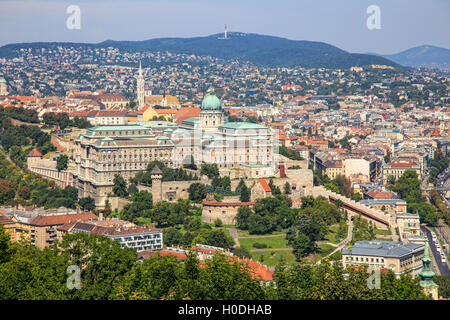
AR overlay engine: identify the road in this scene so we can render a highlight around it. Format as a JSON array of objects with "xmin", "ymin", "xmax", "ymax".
[{"xmin": 421, "ymin": 226, "xmax": 450, "ymax": 277}]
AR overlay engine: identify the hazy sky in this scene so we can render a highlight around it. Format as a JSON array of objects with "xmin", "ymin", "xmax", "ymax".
[{"xmin": 0, "ymin": 0, "xmax": 449, "ymax": 54}]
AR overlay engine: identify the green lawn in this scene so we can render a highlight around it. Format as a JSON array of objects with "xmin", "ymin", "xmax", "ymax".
[
  {"xmin": 135, "ymin": 217, "xmax": 152, "ymax": 225},
  {"xmin": 308, "ymin": 244, "xmax": 336, "ymax": 263},
  {"xmin": 251, "ymin": 250, "xmax": 297, "ymax": 267},
  {"xmin": 236, "ymin": 228, "xmax": 287, "ymax": 237},
  {"xmin": 323, "ymin": 224, "xmax": 346, "ymax": 244},
  {"xmin": 239, "ymin": 236, "xmax": 289, "ymax": 251},
  {"xmin": 374, "ymin": 228, "xmax": 391, "ymax": 235},
  {"xmin": 318, "ymin": 244, "xmax": 335, "ymax": 257}
]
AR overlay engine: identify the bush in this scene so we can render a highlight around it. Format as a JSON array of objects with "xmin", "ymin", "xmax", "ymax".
[
  {"xmin": 253, "ymin": 242, "xmax": 268, "ymax": 249},
  {"xmin": 214, "ymin": 218, "xmax": 223, "ymax": 227}
]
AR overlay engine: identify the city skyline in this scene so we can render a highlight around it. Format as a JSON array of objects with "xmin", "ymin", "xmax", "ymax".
[{"xmin": 0, "ymin": 0, "xmax": 449, "ymax": 54}]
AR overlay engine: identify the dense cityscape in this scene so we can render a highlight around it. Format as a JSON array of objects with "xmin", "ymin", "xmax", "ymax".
[{"xmin": 1, "ymin": 2, "xmax": 450, "ymax": 306}]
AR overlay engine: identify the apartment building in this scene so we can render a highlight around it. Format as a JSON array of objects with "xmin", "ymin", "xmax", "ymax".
[
  {"xmin": 1, "ymin": 207, "xmax": 98, "ymax": 248},
  {"xmin": 58, "ymin": 221, "xmax": 163, "ymax": 252},
  {"xmin": 382, "ymin": 160, "xmax": 421, "ymax": 185}
]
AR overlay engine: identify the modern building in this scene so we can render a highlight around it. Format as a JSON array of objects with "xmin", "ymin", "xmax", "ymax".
[
  {"xmin": 58, "ymin": 221, "xmax": 163, "ymax": 252},
  {"xmin": 342, "ymin": 240, "xmax": 425, "ymax": 277}
]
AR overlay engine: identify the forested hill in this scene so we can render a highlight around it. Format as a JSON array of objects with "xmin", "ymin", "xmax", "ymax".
[{"xmin": 0, "ymin": 32, "xmax": 398, "ymax": 69}]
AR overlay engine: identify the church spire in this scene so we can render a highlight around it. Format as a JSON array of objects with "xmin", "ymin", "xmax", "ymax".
[
  {"xmin": 419, "ymin": 242, "xmax": 439, "ymax": 299},
  {"xmin": 139, "ymin": 61, "xmax": 143, "ymax": 77}
]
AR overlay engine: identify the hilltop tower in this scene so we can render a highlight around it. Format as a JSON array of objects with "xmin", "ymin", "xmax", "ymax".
[
  {"xmin": 137, "ymin": 61, "xmax": 145, "ymax": 107},
  {"xmin": 151, "ymin": 165, "xmax": 163, "ymax": 203},
  {"xmin": 224, "ymin": 24, "xmax": 227, "ymax": 39},
  {"xmin": 419, "ymin": 242, "xmax": 439, "ymax": 300}
]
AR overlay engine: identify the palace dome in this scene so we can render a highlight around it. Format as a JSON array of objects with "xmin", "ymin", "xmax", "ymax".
[{"xmin": 201, "ymin": 93, "xmax": 221, "ymax": 111}]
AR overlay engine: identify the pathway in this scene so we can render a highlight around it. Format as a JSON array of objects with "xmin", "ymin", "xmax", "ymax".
[{"xmin": 317, "ymin": 219, "xmax": 353, "ymax": 264}]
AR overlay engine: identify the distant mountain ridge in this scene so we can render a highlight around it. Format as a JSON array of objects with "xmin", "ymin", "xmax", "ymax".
[
  {"xmin": 377, "ymin": 44, "xmax": 450, "ymax": 70},
  {"xmin": 0, "ymin": 32, "xmax": 399, "ymax": 69}
]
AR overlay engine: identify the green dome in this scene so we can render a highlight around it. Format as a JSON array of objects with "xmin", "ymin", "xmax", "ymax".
[{"xmin": 201, "ymin": 94, "xmax": 221, "ymax": 111}]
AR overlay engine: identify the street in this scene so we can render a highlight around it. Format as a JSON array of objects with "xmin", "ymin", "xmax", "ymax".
[{"xmin": 421, "ymin": 226, "xmax": 450, "ymax": 277}]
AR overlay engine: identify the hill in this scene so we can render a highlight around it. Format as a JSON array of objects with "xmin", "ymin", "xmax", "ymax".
[
  {"xmin": 0, "ymin": 32, "xmax": 398, "ymax": 69},
  {"xmin": 379, "ymin": 45, "xmax": 450, "ymax": 70}
]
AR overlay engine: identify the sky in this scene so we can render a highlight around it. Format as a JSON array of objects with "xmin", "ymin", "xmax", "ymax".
[{"xmin": 0, "ymin": 0, "xmax": 449, "ymax": 54}]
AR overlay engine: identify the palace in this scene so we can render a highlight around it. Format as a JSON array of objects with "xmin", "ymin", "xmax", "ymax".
[
  {"xmin": 73, "ymin": 91, "xmax": 278, "ymax": 206},
  {"xmin": 171, "ymin": 91, "xmax": 277, "ymax": 170}
]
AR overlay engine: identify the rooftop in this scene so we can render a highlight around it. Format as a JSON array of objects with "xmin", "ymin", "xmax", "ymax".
[{"xmin": 342, "ymin": 240, "xmax": 424, "ymax": 258}]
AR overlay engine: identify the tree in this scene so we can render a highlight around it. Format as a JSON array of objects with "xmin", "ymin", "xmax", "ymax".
[
  {"xmin": 56, "ymin": 154, "xmax": 68, "ymax": 172},
  {"xmin": 205, "ymin": 229, "xmax": 234, "ymax": 249},
  {"xmin": 59, "ymin": 232, "xmax": 137, "ymax": 299},
  {"xmin": 200, "ymin": 164, "xmax": 219, "ymax": 179},
  {"xmin": 235, "ymin": 179, "xmax": 246, "ymax": 194},
  {"xmin": 0, "ymin": 179, "xmax": 15, "ymax": 204},
  {"xmin": 239, "ymin": 183, "xmax": 251, "ymax": 202},
  {"xmin": 0, "ymin": 224, "xmax": 11, "ymax": 264},
  {"xmin": 188, "ymin": 183, "xmax": 207, "ymax": 203},
  {"xmin": 113, "ymin": 174, "xmax": 128, "ymax": 198},
  {"xmin": 79, "ymin": 197, "xmax": 96, "ymax": 212},
  {"xmin": 284, "ymin": 182, "xmax": 291, "ymax": 195},
  {"xmin": 163, "ymin": 227, "xmax": 182, "ymax": 247},
  {"xmin": 236, "ymin": 206, "xmax": 253, "ymax": 230},
  {"xmin": 214, "ymin": 218, "xmax": 223, "ymax": 227},
  {"xmin": 232, "ymin": 247, "xmax": 252, "ymax": 259},
  {"xmin": 292, "ymin": 233, "xmax": 315, "ymax": 260}
]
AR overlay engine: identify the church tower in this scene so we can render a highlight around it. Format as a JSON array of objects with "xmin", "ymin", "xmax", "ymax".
[
  {"xmin": 0, "ymin": 77, "xmax": 8, "ymax": 96},
  {"xmin": 419, "ymin": 242, "xmax": 439, "ymax": 300},
  {"xmin": 137, "ymin": 62, "xmax": 145, "ymax": 107}
]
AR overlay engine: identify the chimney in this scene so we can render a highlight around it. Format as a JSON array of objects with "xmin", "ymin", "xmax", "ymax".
[{"xmin": 279, "ymin": 164, "xmax": 286, "ymax": 178}]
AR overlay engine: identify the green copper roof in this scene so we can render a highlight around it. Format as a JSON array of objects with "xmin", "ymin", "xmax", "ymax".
[
  {"xmin": 88, "ymin": 125, "xmax": 152, "ymax": 131},
  {"xmin": 201, "ymin": 93, "xmax": 221, "ymax": 111},
  {"xmin": 220, "ymin": 122, "xmax": 268, "ymax": 130},
  {"xmin": 419, "ymin": 243, "xmax": 438, "ymax": 288},
  {"xmin": 182, "ymin": 117, "xmax": 200, "ymax": 124},
  {"xmin": 0, "ymin": 77, "xmax": 5, "ymax": 83}
]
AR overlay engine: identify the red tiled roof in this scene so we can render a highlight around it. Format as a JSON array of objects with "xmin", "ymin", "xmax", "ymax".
[
  {"xmin": 28, "ymin": 148, "xmax": 43, "ymax": 157},
  {"xmin": 138, "ymin": 105, "xmax": 152, "ymax": 114},
  {"xmin": 31, "ymin": 212, "xmax": 98, "ymax": 226},
  {"xmin": 202, "ymin": 201, "xmax": 255, "ymax": 207},
  {"xmin": 388, "ymin": 161, "xmax": 417, "ymax": 168},
  {"xmin": 160, "ymin": 250, "xmax": 187, "ymax": 260},
  {"xmin": 258, "ymin": 179, "xmax": 271, "ymax": 192},
  {"xmin": 0, "ymin": 214, "xmax": 14, "ymax": 225},
  {"xmin": 175, "ymin": 107, "xmax": 201, "ymax": 125},
  {"xmin": 155, "ymin": 109, "xmax": 177, "ymax": 115}
]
